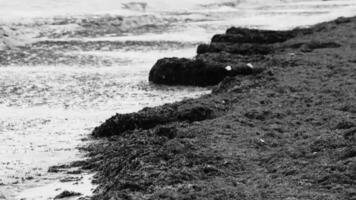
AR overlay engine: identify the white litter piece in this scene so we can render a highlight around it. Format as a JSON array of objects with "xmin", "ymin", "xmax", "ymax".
[
  {"xmin": 246, "ymin": 63, "xmax": 254, "ymax": 69},
  {"xmin": 225, "ymin": 65, "xmax": 232, "ymax": 71}
]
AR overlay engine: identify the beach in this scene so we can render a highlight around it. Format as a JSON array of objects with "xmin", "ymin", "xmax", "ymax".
[
  {"xmin": 0, "ymin": 0, "xmax": 355, "ymax": 199},
  {"xmin": 84, "ymin": 16, "xmax": 356, "ymax": 200}
]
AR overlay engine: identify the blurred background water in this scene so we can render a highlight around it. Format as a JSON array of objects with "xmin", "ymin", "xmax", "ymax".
[{"xmin": 0, "ymin": 0, "xmax": 355, "ymax": 199}]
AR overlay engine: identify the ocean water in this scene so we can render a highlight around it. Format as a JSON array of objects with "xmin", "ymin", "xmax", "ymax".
[{"xmin": 0, "ymin": 0, "xmax": 355, "ymax": 199}]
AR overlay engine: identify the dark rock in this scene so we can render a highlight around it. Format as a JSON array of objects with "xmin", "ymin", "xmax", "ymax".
[
  {"xmin": 54, "ymin": 191, "xmax": 82, "ymax": 199},
  {"xmin": 47, "ymin": 167, "xmax": 58, "ymax": 173},
  {"xmin": 48, "ymin": 164, "xmax": 70, "ymax": 173},
  {"xmin": 60, "ymin": 176, "xmax": 82, "ymax": 183},
  {"xmin": 67, "ymin": 169, "xmax": 82, "ymax": 175}
]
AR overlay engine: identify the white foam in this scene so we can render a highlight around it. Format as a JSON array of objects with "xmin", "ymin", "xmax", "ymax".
[
  {"xmin": 42, "ymin": 29, "xmax": 212, "ymax": 43},
  {"xmin": 17, "ymin": 174, "xmax": 96, "ymax": 200}
]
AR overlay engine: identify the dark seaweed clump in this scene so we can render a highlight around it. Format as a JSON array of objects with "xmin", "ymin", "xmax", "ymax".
[{"xmin": 77, "ymin": 16, "xmax": 356, "ymax": 200}]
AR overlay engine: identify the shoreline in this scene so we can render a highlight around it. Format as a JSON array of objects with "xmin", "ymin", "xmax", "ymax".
[{"xmin": 80, "ymin": 16, "xmax": 356, "ymax": 200}]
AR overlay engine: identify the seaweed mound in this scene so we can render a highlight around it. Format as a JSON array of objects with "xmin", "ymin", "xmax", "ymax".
[
  {"xmin": 148, "ymin": 27, "xmax": 312, "ymax": 86},
  {"xmin": 149, "ymin": 57, "xmax": 263, "ymax": 86},
  {"xmin": 85, "ymin": 16, "xmax": 356, "ymax": 200},
  {"xmin": 93, "ymin": 97, "xmax": 229, "ymax": 137}
]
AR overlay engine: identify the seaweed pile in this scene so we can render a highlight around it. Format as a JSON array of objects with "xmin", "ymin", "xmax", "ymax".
[{"xmin": 81, "ymin": 16, "xmax": 356, "ymax": 200}]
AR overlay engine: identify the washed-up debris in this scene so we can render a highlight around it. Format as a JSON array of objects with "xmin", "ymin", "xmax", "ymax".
[{"xmin": 54, "ymin": 191, "xmax": 82, "ymax": 199}]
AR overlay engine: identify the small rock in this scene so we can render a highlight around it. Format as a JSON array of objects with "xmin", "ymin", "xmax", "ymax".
[
  {"xmin": 48, "ymin": 165, "xmax": 69, "ymax": 173},
  {"xmin": 67, "ymin": 170, "xmax": 82, "ymax": 175},
  {"xmin": 60, "ymin": 176, "xmax": 82, "ymax": 183},
  {"xmin": 54, "ymin": 191, "xmax": 82, "ymax": 199}
]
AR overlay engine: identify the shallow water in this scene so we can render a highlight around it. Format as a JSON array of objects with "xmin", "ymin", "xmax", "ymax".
[{"xmin": 0, "ymin": 0, "xmax": 355, "ymax": 199}]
